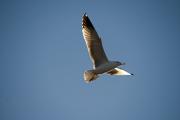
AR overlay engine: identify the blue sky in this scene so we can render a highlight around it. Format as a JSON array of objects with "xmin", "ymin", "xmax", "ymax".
[{"xmin": 0, "ymin": 0, "xmax": 180, "ymax": 120}]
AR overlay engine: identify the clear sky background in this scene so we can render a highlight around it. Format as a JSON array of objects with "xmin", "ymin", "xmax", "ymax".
[{"xmin": 0, "ymin": 0, "xmax": 180, "ymax": 120}]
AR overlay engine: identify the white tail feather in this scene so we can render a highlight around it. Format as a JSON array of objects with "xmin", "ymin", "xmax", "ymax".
[{"xmin": 84, "ymin": 70, "xmax": 99, "ymax": 83}]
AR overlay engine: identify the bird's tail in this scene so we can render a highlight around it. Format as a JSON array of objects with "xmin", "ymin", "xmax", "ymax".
[
  {"xmin": 107, "ymin": 68, "xmax": 133, "ymax": 75},
  {"xmin": 84, "ymin": 70, "xmax": 99, "ymax": 83}
]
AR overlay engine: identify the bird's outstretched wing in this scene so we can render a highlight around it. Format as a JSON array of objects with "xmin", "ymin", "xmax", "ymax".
[
  {"xmin": 107, "ymin": 68, "xmax": 132, "ymax": 75},
  {"xmin": 82, "ymin": 14, "xmax": 108, "ymax": 68}
]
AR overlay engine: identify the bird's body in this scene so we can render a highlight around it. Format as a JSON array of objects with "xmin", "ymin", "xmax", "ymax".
[{"xmin": 82, "ymin": 13, "xmax": 132, "ymax": 83}]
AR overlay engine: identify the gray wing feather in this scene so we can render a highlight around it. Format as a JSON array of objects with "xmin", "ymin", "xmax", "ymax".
[{"xmin": 82, "ymin": 14, "xmax": 108, "ymax": 68}]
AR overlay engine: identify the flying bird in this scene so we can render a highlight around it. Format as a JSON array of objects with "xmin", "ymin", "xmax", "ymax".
[{"xmin": 82, "ymin": 13, "xmax": 133, "ymax": 83}]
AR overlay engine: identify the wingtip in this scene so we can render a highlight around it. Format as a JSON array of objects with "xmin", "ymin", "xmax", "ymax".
[
  {"xmin": 82, "ymin": 13, "xmax": 95, "ymax": 29},
  {"xmin": 83, "ymin": 12, "xmax": 87, "ymax": 17}
]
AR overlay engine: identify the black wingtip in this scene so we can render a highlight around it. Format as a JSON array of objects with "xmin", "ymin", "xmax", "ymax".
[
  {"xmin": 82, "ymin": 12, "xmax": 88, "ymax": 19},
  {"xmin": 131, "ymin": 73, "xmax": 134, "ymax": 75},
  {"xmin": 83, "ymin": 12, "xmax": 87, "ymax": 17},
  {"xmin": 82, "ymin": 13, "xmax": 95, "ymax": 29}
]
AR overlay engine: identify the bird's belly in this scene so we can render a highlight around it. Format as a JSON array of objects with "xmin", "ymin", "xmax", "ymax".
[{"xmin": 93, "ymin": 63, "xmax": 119, "ymax": 74}]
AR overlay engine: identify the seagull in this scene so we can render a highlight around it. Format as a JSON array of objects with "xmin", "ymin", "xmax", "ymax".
[{"xmin": 82, "ymin": 13, "xmax": 133, "ymax": 83}]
